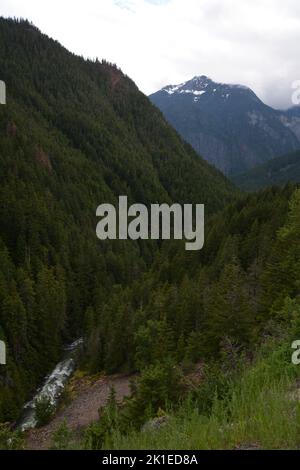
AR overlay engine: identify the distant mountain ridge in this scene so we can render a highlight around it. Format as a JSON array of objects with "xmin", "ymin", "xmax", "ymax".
[
  {"xmin": 232, "ymin": 150, "xmax": 300, "ymax": 191},
  {"xmin": 150, "ymin": 76, "xmax": 300, "ymax": 175}
]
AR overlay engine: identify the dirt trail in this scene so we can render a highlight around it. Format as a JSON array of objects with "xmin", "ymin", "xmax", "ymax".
[{"xmin": 25, "ymin": 373, "xmax": 133, "ymax": 450}]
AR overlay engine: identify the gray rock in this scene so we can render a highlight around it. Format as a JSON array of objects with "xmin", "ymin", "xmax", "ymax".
[{"xmin": 141, "ymin": 415, "xmax": 170, "ymax": 433}]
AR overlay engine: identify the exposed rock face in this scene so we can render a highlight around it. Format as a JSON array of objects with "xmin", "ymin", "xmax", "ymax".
[
  {"xmin": 141, "ymin": 415, "xmax": 170, "ymax": 433},
  {"xmin": 150, "ymin": 76, "xmax": 300, "ymax": 176},
  {"xmin": 6, "ymin": 121, "xmax": 17, "ymax": 137},
  {"xmin": 35, "ymin": 147, "xmax": 52, "ymax": 172}
]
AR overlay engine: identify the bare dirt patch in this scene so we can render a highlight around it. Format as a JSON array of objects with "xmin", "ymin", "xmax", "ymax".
[{"xmin": 25, "ymin": 373, "xmax": 133, "ymax": 450}]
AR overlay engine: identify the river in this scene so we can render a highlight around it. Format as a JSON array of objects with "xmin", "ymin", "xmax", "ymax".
[{"xmin": 18, "ymin": 338, "xmax": 83, "ymax": 431}]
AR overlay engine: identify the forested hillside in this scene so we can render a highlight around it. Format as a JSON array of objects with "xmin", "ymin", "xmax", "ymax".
[
  {"xmin": 1, "ymin": 19, "xmax": 300, "ymax": 451},
  {"xmin": 81, "ymin": 185, "xmax": 300, "ymax": 449},
  {"xmin": 0, "ymin": 17, "xmax": 234, "ymax": 422},
  {"xmin": 84, "ymin": 184, "xmax": 296, "ymax": 375},
  {"xmin": 232, "ymin": 150, "xmax": 300, "ymax": 191}
]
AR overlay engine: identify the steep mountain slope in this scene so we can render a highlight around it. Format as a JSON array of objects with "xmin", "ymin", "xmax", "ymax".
[
  {"xmin": 75, "ymin": 184, "xmax": 299, "ymax": 451},
  {"xmin": 0, "ymin": 18, "xmax": 235, "ymax": 422},
  {"xmin": 84, "ymin": 184, "xmax": 295, "ymax": 375},
  {"xmin": 280, "ymin": 106, "xmax": 300, "ymax": 141},
  {"xmin": 149, "ymin": 76, "xmax": 300, "ymax": 175},
  {"xmin": 232, "ymin": 150, "xmax": 300, "ymax": 191}
]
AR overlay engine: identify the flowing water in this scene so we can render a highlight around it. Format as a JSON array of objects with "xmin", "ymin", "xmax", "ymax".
[{"xmin": 18, "ymin": 338, "xmax": 83, "ymax": 431}]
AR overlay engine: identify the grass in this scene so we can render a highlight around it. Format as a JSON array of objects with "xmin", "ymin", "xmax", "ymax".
[{"xmin": 105, "ymin": 338, "xmax": 300, "ymax": 450}]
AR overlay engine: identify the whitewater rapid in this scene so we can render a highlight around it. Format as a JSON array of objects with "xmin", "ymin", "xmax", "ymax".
[{"xmin": 18, "ymin": 338, "xmax": 83, "ymax": 431}]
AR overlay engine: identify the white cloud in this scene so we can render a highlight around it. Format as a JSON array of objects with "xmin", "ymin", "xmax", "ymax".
[{"xmin": 0, "ymin": 0, "xmax": 299, "ymax": 108}]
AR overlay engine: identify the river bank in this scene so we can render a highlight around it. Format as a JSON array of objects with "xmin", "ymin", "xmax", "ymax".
[{"xmin": 25, "ymin": 372, "xmax": 133, "ymax": 450}]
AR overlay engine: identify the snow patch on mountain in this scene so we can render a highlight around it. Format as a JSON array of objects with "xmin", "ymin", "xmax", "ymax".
[{"xmin": 163, "ymin": 75, "xmax": 252, "ymax": 101}]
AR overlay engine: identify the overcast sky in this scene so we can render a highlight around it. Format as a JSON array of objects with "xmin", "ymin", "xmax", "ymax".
[{"xmin": 1, "ymin": 0, "xmax": 299, "ymax": 109}]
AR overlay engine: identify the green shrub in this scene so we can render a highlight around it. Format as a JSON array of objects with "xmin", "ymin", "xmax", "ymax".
[
  {"xmin": 51, "ymin": 420, "xmax": 74, "ymax": 450},
  {"xmin": 0, "ymin": 424, "xmax": 24, "ymax": 450},
  {"xmin": 84, "ymin": 386, "xmax": 120, "ymax": 450},
  {"xmin": 35, "ymin": 396, "xmax": 55, "ymax": 427}
]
